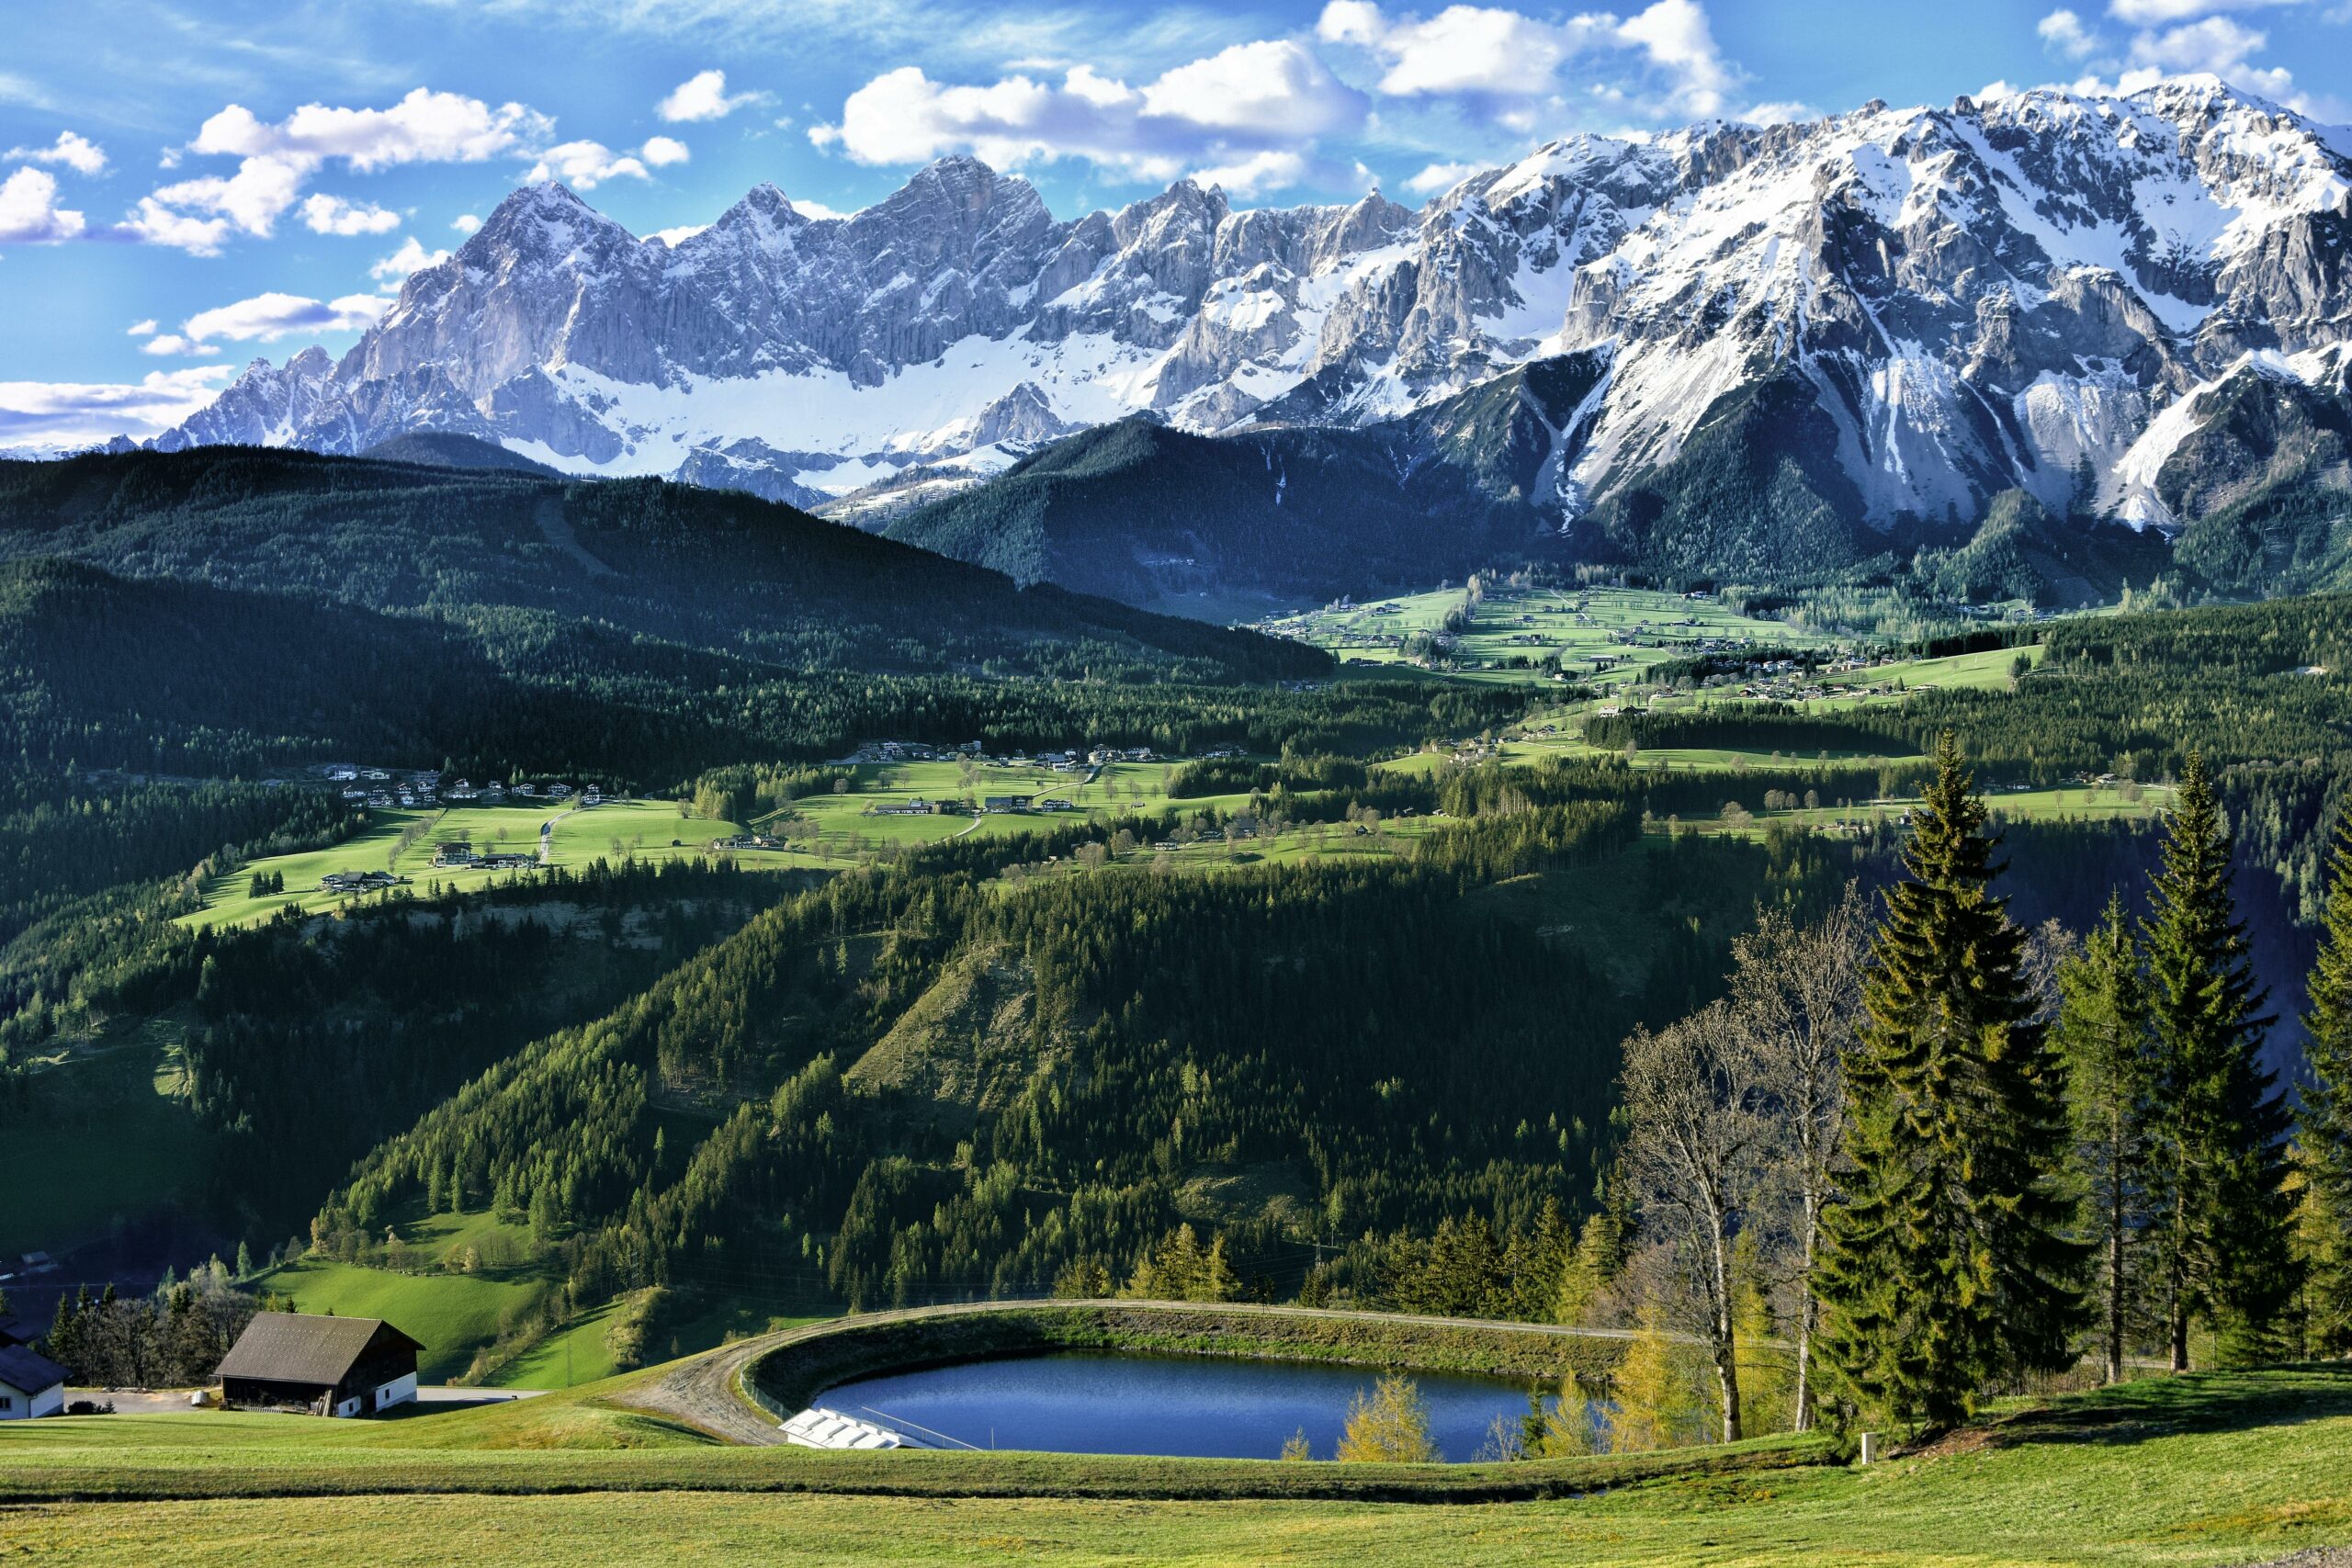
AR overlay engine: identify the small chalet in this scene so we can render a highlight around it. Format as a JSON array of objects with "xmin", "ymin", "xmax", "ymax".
[
  {"xmin": 215, "ymin": 1313, "xmax": 422, "ymax": 1417},
  {"xmin": 0, "ymin": 1343, "xmax": 66, "ymax": 1420}
]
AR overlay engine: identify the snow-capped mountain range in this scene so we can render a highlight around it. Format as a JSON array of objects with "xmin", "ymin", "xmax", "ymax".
[{"xmin": 156, "ymin": 73, "xmax": 2351, "ymax": 536}]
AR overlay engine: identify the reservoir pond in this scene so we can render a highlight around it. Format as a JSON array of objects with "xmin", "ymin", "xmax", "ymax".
[{"xmin": 818, "ymin": 1350, "xmax": 1548, "ymax": 1461}]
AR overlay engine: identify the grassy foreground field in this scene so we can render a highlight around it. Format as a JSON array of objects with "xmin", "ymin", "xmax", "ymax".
[{"xmin": 0, "ymin": 1364, "xmax": 2344, "ymax": 1565}]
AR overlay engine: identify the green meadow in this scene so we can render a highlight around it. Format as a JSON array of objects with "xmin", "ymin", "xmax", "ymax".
[
  {"xmin": 1272, "ymin": 583, "xmax": 1828, "ymax": 686},
  {"xmin": 0, "ymin": 1364, "xmax": 2343, "ymax": 1566}
]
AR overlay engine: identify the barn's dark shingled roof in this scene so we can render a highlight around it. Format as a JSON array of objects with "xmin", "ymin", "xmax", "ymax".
[
  {"xmin": 0, "ymin": 1343, "xmax": 67, "ymax": 1393},
  {"xmin": 214, "ymin": 1314, "xmax": 419, "ymax": 1386}
]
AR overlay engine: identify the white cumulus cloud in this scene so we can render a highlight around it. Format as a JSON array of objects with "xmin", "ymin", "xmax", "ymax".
[
  {"xmin": 0, "ymin": 367, "xmax": 233, "ymax": 447},
  {"xmin": 1404, "ymin": 159, "xmax": 1480, "ymax": 194},
  {"xmin": 180, "ymin": 290, "xmax": 388, "ymax": 345},
  {"xmin": 811, "ymin": 41, "xmax": 1360, "ymax": 192},
  {"xmin": 130, "ymin": 88, "xmax": 553, "ymax": 253},
  {"xmin": 127, "ymin": 319, "xmax": 157, "ymax": 336},
  {"xmin": 141, "ymin": 333, "xmax": 218, "ymax": 357},
  {"xmin": 1317, "ymin": 0, "xmax": 1743, "ymax": 118},
  {"xmin": 300, "ymin": 193, "xmax": 403, "ymax": 235},
  {"xmin": 2107, "ymin": 0, "xmax": 2305, "ymax": 22},
  {"xmin": 2038, "ymin": 8, "xmax": 2103, "ymax": 58},
  {"xmin": 2127, "ymin": 13, "xmax": 2272, "ymax": 68},
  {"xmin": 370, "ymin": 235, "xmax": 451, "ymax": 282},
  {"xmin": 190, "ymin": 88, "xmax": 552, "ymax": 171},
  {"xmin": 6, "ymin": 130, "xmax": 107, "ymax": 175},
  {"xmin": 640, "ymin": 135, "xmax": 691, "ymax": 167},
  {"xmin": 1189, "ymin": 148, "xmax": 1309, "ymax": 197},
  {"xmin": 0, "ymin": 166, "xmax": 85, "ymax": 243},
  {"xmin": 526, "ymin": 140, "xmax": 651, "ymax": 189},
  {"xmin": 451, "ymin": 212, "xmax": 482, "ymax": 233},
  {"xmin": 657, "ymin": 68, "xmax": 759, "ymax": 122}
]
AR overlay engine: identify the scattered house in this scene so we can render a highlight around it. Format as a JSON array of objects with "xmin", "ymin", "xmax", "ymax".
[
  {"xmin": 1036, "ymin": 797, "xmax": 1079, "ymax": 812},
  {"xmin": 582, "ymin": 787, "xmax": 604, "ymax": 805},
  {"xmin": 708, "ymin": 834, "xmax": 784, "ymax": 852},
  {"xmin": 17, "ymin": 1252, "xmax": 55, "ymax": 1274},
  {"xmin": 432, "ymin": 842, "xmax": 476, "ymax": 868},
  {"xmin": 0, "ymin": 1343, "xmax": 66, "ymax": 1420},
  {"xmin": 982, "ymin": 795, "xmax": 1032, "ymax": 814},
  {"xmin": 550, "ymin": 784, "xmax": 574, "ymax": 800},
  {"xmin": 320, "ymin": 870, "xmax": 400, "ymax": 896},
  {"xmin": 216, "ymin": 1313, "xmax": 423, "ymax": 1417},
  {"xmin": 870, "ymin": 798, "xmax": 936, "ymax": 817}
]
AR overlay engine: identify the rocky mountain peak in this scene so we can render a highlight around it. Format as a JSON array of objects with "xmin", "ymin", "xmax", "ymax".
[{"xmin": 150, "ymin": 74, "xmax": 2352, "ymax": 551}]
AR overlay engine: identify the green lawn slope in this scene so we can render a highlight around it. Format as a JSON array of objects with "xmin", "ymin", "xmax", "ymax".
[{"xmin": 0, "ymin": 1365, "xmax": 2344, "ymax": 1565}]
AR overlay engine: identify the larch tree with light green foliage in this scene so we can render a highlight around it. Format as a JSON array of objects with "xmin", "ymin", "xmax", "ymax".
[
  {"xmin": 1553, "ymin": 1181, "xmax": 1628, "ymax": 1327},
  {"xmin": 2053, "ymin": 893, "xmax": 2158, "ymax": 1383},
  {"xmin": 2143, "ymin": 751, "xmax": 2299, "ymax": 1368},
  {"xmin": 2296, "ymin": 826, "xmax": 2352, "ymax": 1355},
  {"xmin": 1608, "ymin": 1303, "xmax": 1706, "ymax": 1452},
  {"xmin": 1334, "ymin": 1375, "xmax": 1438, "ymax": 1462},
  {"xmin": 1814, "ymin": 732, "xmax": 2086, "ymax": 1438}
]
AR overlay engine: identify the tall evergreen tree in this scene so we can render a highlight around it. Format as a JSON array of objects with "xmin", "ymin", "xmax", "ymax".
[
  {"xmin": 2053, "ymin": 894, "xmax": 2156, "ymax": 1382},
  {"xmin": 2143, "ymin": 751, "xmax": 2299, "ymax": 1368},
  {"xmin": 2298, "ymin": 826, "xmax": 2352, "ymax": 1355},
  {"xmin": 1815, "ymin": 732, "xmax": 2086, "ymax": 1436}
]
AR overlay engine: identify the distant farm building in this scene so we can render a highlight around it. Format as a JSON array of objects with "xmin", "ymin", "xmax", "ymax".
[
  {"xmin": 983, "ymin": 795, "xmax": 1032, "ymax": 813},
  {"xmin": 870, "ymin": 798, "xmax": 937, "ymax": 816},
  {"xmin": 215, "ymin": 1313, "xmax": 422, "ymax": 1417},
  {"xmin": 0, "ymin": 1343, "xmax": 66, "ymax": 1420}
]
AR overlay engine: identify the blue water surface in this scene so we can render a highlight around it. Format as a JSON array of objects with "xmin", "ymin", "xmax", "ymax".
[{"xmin": 819, "ymin": 1351, "xmax": 1549, "ymax": 1461}]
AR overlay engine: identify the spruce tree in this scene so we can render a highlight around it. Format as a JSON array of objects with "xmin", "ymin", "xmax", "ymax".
[
  {"xmin": 2297, "ymin": 826, "xmax": 2352, "ymax": 1355},
  {"xmin": 1815, "ymin": 732, "xmax": 2086, "ymax": 1435},
  {"xmin": 2143, "ymin": 751, "xmax": 2298, "ymax": 1367},
  {"xmin": 2053, "ymin": 894, "xmax": 2155, "ymax": 1382}
]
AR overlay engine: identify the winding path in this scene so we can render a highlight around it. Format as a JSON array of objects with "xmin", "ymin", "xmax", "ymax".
[{"xmin": 613, "ymin": 1297, "xmax": 1710, "ymax": 1448}]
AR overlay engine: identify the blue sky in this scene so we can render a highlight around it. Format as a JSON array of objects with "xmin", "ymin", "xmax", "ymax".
[{"xmin": 2, "ymin": 0, "xmax": 2346, "ymax": 446}]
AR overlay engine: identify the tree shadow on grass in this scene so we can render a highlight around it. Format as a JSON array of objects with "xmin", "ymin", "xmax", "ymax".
[{"xmin": 1976, "ymin": 1366, "xmax": 2352, "ymax": 1452}]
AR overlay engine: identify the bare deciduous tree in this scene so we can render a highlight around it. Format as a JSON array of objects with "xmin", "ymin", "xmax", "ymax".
[
  {"xmin": 1622, "ymin": 998, "xmax": 1761, "ymax": 1443},
  {"xmin": 1731, "ymin": 881, "xmax": 1869, "ymax": 1431}
]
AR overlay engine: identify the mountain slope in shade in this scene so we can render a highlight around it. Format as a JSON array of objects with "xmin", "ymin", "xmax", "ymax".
[
  {"xmin": 885, "ymin": 355, "xmax": 1604, "ymax": 612},
  {"xmin": 150, "ymin": 75, "xmax": 2352, "ymax": 588},
  {"xmin": 0, "ymin": 446, "xmax": 1327, "ymax": 683}
]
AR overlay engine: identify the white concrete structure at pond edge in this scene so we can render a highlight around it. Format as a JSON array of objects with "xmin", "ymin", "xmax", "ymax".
[{"xmin": 779, "ymin": 1406, "xmax": 933, "ymax": 1450}]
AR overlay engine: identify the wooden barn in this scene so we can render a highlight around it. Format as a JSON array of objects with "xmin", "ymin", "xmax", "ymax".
[{"xmin": 215, "ymin": 1313, "xmax": 423, "ymax": 1416}]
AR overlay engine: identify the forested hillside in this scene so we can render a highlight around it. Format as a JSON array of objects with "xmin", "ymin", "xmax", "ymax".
[{"xmin": 0, "ymin": 446, "xmax": 1323, "ymax": 683}]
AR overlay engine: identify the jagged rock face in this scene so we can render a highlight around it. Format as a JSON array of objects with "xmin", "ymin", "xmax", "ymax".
[
  {"xmin": 153, "ymin": 346, "xmax": 336, "ymax": 451},
  {"xmin": 157, "ymin": 75, "xmax": 2352, "ymax": 543}
]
